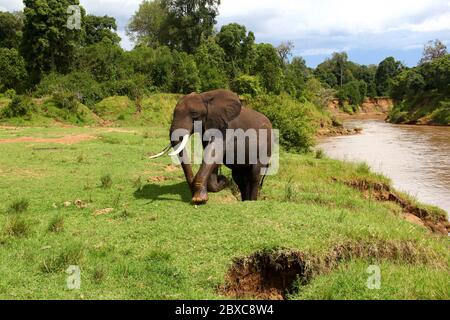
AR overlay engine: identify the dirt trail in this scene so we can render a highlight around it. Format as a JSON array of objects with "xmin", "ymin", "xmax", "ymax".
[{"xmin": 0, "ymin": 134, "xmax": 96, "ymax": 145}]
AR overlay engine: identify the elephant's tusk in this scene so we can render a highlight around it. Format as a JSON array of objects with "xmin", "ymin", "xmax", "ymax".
[
  {"xmin": 169, "ymin": 135, "xmax": 190, "ymax": 157},
  {"xmin": 149, "ymin": 144, "xmax": 171, "ymax": 159}
]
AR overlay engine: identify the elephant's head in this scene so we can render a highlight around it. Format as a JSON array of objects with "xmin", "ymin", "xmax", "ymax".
[
  {"xmin": 169, "ymin": 90, "xmax": 242, "ymax": 151},
  {"xmin": 150, "ymin": 90, "xmax": 242, "ymax": 193}
]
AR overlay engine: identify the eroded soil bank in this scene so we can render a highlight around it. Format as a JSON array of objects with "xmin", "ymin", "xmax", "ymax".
[
  {"xmin": 341, "ymin": 178, "xmax": 450, "ymax": 235},
  {"xmin": 219, "ymin": 240, "xmax": 440, "ymax": 300}
]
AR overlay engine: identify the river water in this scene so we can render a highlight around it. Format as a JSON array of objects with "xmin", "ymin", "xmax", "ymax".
[{"xmin": 318, "ymin": 118, "xmax": 450, "ymax": 215}]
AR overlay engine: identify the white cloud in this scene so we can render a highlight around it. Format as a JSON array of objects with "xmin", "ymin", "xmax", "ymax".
[
  {"xmin": 299, "ymin": 47, "xmax": 349, "ymax": 56},
  {"xmin": 218, "ymin": 0, "xmax": 450, "ymax": 37},
  {"xmin": 1, "ymin": 0, "xmax": 449, "ymax": 64}
]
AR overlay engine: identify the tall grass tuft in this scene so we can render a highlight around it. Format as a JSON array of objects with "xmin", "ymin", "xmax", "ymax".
[
  {"xmin": 357, "ymin": 162, "xmax": 371, "ymax": 175},
  {"xmin": 41, "ymin": 243, "xmax": 84, "ymax": 273},
  {"xmin": 48, "ymin": 215, "xmax": 64, "ymax": 233},
  {"xmin": 3, "ymin": 217, "xmax": 30, "ymax": 238},
  {"xmin": 284, "ymin": 177, "xmax": 297, "ymax": 202},
  {"xmin": 8, "ymin": 198, "xmax": 29, "ymax": 214},
  {"xmin": 100, "ymin": 175, "xmax": 113, "ymax": 189}
]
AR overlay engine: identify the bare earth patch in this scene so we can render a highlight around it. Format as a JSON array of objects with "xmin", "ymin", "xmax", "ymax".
[{"xmin": 0, "ymin": 134, "xmax": 96, "ymax": 145}]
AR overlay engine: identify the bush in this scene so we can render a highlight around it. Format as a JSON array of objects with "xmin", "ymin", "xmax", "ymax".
[
  {"xmin": 337, "ymin": 80, "xmax": 365, "ymax": 106},
  {"xmin": 36, "ymin": 72, "xmax": 104, "ymax": 107},
  {"xmin": 171, "ymin": 51, "xmax": 201, "ymax": 94},
  {"xmin": 231, "ymin": 75, "xmax": 262, "ymax": 96},
  {"xmin": 0, "ymin": 48, "xmax": 27, "ymax": 92},
  {"xmin": 52, "ymin": 91, "xmax": 79, "ymax": 113},
  {"xmin": 1, "ymin": 95, "xmax": 36, "ymax": 118},
  {"xmin": 5, "ymin": 89, "xmax": 16, "ymax": 99},
  {"xmin": 250, "ymin": 93, "xmax": 316, "ymax": 153}
]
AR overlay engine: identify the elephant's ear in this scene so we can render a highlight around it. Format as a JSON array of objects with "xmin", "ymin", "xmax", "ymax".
[{"xmin": 202, "ymin": 90, "xmax": 242, "ymax": 130}]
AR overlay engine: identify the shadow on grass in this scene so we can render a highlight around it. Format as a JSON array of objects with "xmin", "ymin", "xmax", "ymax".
[{"xmin": 133, "ymin": 182, "xmax": 191, "ymax": 203}]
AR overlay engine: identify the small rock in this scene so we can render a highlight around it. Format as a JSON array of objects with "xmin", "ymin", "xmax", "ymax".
[
  {"xmin": 63, "ymin": 201, "xmax": 72, "ymax": 207},
  {"xmin": 74, "ymin": 199, "xmax": 88, "ymax": 209}
]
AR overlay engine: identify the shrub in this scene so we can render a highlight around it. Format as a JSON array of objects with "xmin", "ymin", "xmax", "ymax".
[
  {"xmin": 36, "ymin": 72, "xmax": 104, "ymax": 107},
  {"xmin": 231, "ymin": 74, "xmax": 262, "ymax": 96},
  {"xmin": 52, "ymin": 91, "xmax": 79, "ymax": 113},
  {"xmin": 171, "ymin": 51, "xmax": 201, "ymax": 94},
  {"xmin": 0, "ymin": 48, "xmax": 27, "ymax": 92},
  {"xmin": 1, "ymin": 96, "xmax": 36, "ymax": 118},
  {"xmin": 250, "ymin": 94, "xmax": 316, "ymax": 153},
  {"xmin": 5, "ymin": 89, "xmax": 16, "ymax": 99},
  {"xmin": 337, "ymin": 80, "xmax": 365, "ymax": 106}
]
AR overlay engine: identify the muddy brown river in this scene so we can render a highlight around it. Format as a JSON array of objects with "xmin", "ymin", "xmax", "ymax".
[{"xmin": 318, "ymin": 118, "xmax": 450, "ymax": 215}]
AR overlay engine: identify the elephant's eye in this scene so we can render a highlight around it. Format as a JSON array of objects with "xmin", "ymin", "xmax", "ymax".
[{"xmin": 191, "ymin": 111, "xmax": 200, "ymax": 119}]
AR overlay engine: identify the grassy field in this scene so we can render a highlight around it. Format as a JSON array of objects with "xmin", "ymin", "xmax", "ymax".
[{"xmin": 0, "ymin": 95, "xmax": 449, "ymax": 300}]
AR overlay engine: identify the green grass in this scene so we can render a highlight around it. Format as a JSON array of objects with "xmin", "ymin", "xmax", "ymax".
[{"xmin": 0, "ymin": 102, "xmax": 448, "ymax": 300}]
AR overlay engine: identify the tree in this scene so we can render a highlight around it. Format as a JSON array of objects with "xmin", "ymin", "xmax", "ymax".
[
  {"xmin": 314, "ymin": 52, "xmax": 353, "ymax": 89},
  {"xmin": 127, "ymin": 0, "xmax": 168, "ymax": 48},
  {"xmin": 171, "ymin": 51, "xmax": 200, "ymax": 93},
  {"xmin": 0, "ymin": 11, "xmax": 24, "ymax": 49},
  {"xmin": 0, "ymin": 48, "xmax": 27, "ymax": 92},
  {"xmin": 375, "ymin": 57, "xmax": 403, "ymax": 96},
  {"xmin": 337, "ymin": 80, "xmax": 366, "ymax": 106},
  {"xmin": 332, "ymin": 52, "xmax": 349, "ymax": 88},
  {"xmin": 353, "ymin": 64, "xmax": 377, "ymax": 97},
  {"xmin": 165, "ymin": 0, "xmax": 220, "ymax": 53},
  {"xmin": 419, "ymin": 39, "xmax": 448, "ymax": 65},
  {"xmin": 21, "ymin": 0, "xmax": 85, "ymax": 84},
  {"xmin": 194, "ymin": 37, "xmax": 228, "ymax": 91},
  {"xmin": 76, "ymin": 38, "xmax": 125, "ymax": 83},
  {"xmin": 252, "ymin": 43, "xmax": 284, "ymax": 94},
  {"xmin": 284, "ymin": 56, "xmax": 309, "ymax": 98},
  {"xmin": 216, "ymin": 23, "xmax": 255, "ymax": 77},
  {"xmin": 277, "ymin": 41, "xmax": 294, "ymax": 64},
  {"xmin": 84, "ymin": 15, "xmax": 121, "ymax": 46}
]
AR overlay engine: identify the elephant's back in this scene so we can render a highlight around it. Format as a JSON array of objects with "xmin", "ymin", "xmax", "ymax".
[{"xmin": 229, "ymin": 107, "xmax": 272, "ymax": 131}]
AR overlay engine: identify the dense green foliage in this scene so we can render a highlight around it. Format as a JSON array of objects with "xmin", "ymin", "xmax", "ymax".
[
  {"xmin": 0, "ymin": 11, "xmax": 23, "ymax": 49},
  {"xmin": 250, "ymin": 94, "xmax": 319, "ymax": 153},
  {"xmin": 0, "ymin": 0, "xmax": 448, "ymax": 150},
  {"xmin": 389, "ymin": 54, "xmax": 450, "ymax": 125},
  {"xmin": 21, "ymin": 0, "xmax": 85, "ymax": 84},
  {"xmin": 0, "ymin": 48, "xmax": 27, "ymax": 92}
]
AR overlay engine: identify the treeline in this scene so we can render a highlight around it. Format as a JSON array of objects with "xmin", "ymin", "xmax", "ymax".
[
  {"xmin": 0, "ymin": 0, "xmax": 448, "ymax": 126},
  {"xmin": 388, "ymin": 41, "xmax": 450, "ymax": 124}
]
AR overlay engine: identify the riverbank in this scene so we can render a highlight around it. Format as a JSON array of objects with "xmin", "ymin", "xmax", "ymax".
[
  {"xmin": 0, "ymin": 123, "xmax": 449, "ymax": 300},
  {"xmin": 318, "ymin": 118, "xmax": 450, "ymax": 218}
]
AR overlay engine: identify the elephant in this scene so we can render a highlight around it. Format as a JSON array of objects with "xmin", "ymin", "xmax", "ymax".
[{"xmin": 150, "ymin": 89, "xmax": 273, "ymax": 205}]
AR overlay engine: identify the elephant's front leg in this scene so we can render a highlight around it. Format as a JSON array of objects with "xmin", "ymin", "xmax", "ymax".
[
  {"xmin": 192, "ymin": 163, "xmax": 219, "ymax": 204},
  {"xmin": 192, "ymin": 142, "xmax": 222, "ymax": 204}
]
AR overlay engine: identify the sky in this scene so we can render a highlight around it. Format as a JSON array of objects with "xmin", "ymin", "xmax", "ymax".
[{"xmin": 1, "ymin": 0, "xmax": 449, "ymax": 67}]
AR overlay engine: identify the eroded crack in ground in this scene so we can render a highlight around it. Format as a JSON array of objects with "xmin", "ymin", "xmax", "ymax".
[{"xmin": 219, "ymin": 240, "xmax": 444, "ymax": 300}]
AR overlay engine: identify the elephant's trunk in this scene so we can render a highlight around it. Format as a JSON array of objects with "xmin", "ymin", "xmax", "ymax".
[{"xmin": 170, "ymin": 123, "xmax": 195, "ymax": 195}]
